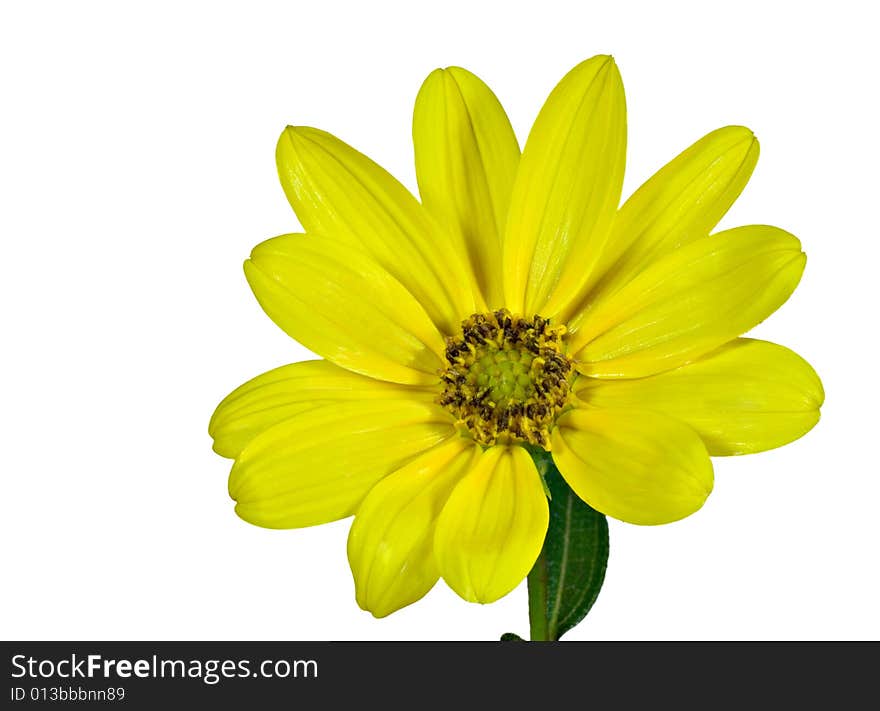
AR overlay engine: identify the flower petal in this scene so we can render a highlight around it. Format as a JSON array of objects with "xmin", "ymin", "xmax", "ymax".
[
  {"xmin": 276, "ymin": 126, "xmax": 478, "ymax": 334},
  {"xmin": 565, "ymin": 126, "xmax": 759, "ymax": 325},
  {"xmin": 502, "ymin": 55, "xmax": 626, "ymax": 317},
  {"xmin": 347, "ymin": 437, "xmax": 479, "ymax": 618},
  {"xmin": 434, "ymin": 445, "xmax": 548, "ymax": 603},
  {"xmin": 569, "ymin": 225, "xmax": 806, "ymax": 377},
  {"xmin": 413, "ymin": 66, "xmax": 520, "ymax": 308},
  {"xmin": 209, "ymin": 360, "xmax": 437, "ymax": 459},
  {"xmin": 245, "ymin": 233, "xmax": 446, "ymax": 385},
  {"xmin": 229, "ymin": 400, "xmax": 455, "ymax": 529},
  {"xmin": 552, "ymin": 408, "xmax": 713, "ymax": 525},
  {"xmin": 576, "ymin": 338, "xmax": 824, "ymax": 455}
]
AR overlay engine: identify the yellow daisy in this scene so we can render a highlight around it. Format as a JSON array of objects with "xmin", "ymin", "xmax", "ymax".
[{"xmin": 209, "ymin": 55, "xmax": 823, "ymax": 619}]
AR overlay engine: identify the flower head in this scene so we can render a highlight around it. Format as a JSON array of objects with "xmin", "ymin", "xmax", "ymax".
[{"xmin": 210, "ymin": 56, "xmax": 823, "ymax": 617}]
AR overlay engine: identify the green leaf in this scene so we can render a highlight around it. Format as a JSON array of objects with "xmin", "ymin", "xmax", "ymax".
[
  {"xmin": 500, "ymin": 633, "xmax": 525, "ymax": 642},
  {"xmin": 527, "ymin": 449, "xmax": 609, "ymax": 640}
]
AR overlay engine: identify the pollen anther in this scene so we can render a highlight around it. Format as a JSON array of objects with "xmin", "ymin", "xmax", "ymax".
[{"xmin": 438, "ymin": 309, "xmax": 573, "ymax": 448}]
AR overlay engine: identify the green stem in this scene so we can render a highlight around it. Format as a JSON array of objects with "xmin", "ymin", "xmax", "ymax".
[
  {"xmin": 527, "ymin": 546, "xmax": 552, "ymax": 641},
  {"xmin": 527, "ymin": 448, "xmax": 554, "ymax": 641}
]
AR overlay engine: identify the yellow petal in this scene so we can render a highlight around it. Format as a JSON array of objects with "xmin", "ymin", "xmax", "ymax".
[
  {"xmin": 434, "ymin": 445, "xmax": 548, "ymax": 603},
  {"xmin": 502, "ymin": 55, "xmax": 626, "ymax": 317},
  {"xmin": 209, "ymin": 360, "xmax": 437, "ymax": 459},
  {"xmin": 576, "ymin": 338, "xmax": 824, "ymax": 455},
  {"xmin": 245, "ymin": 233, "xmax": 446, "ymax": 385},
  {"xmin": 276, "ymin": 126, "xmax": 478, "ymax": 334},
  {"xmin": 570, "ymin": 225, "xmax": 806, "ymax": 377},
  {"xmin": 413, "ymin": 66, "xmax": 520, "ymax": 308},
  {"xmin": 552, "ymin": 408, "xmax": 713, "ymax": 525},
  {"xmin": 565, "ymin": 126, "xmax": 759, "ymax": 326},
  {"xmin": 347, "ymin": 437, "xmax": 479, "ymax": 618},
  {"xmin": 229, "ymin": 400, "xmax": 454, "ymax": 529}
]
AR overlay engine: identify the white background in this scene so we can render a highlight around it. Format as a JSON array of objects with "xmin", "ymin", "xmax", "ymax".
[{"xmin": 2, "ymin": 0, "xmax": 877, "ymax": 641}]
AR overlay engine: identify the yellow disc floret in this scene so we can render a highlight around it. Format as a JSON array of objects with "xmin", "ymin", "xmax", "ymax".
[{"xmin": 438, "ymin": 309, "xmax": 573, "ymax": 448}]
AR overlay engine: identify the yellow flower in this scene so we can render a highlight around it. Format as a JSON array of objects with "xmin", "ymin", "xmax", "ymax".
[{"xmin": 209, "ymin": 56, "xmax": 823, "ymax": 618}]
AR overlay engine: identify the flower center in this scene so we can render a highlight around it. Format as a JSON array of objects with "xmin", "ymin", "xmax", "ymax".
[{"xmin": 438, "ymin": 309, "xmax": 573, "ymax": 448}]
